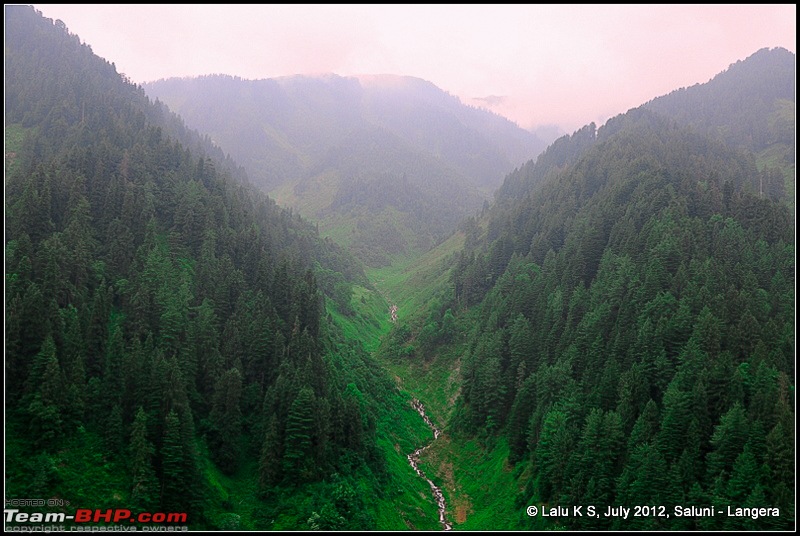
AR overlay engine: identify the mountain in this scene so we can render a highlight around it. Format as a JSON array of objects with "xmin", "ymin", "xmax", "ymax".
[
  {"xmin": 4, "ymin": 6, "xmax": 442, "ymax": 530},
  {"xmin": 144, "ymin": 74, "xmax": 547, "ymax": 265},
  {"xmin": 6, "ymin": 5, "xmax": 794, "ymax": 531},
  {"xmin": 644, "ymin": 47, "xmax": 795, "ymax": 203},
  {"xmin": 644, "ymin": 47, "xmax": 795, "ymax": 153},
  {"xmin": 496, "ymin": 47, "xmax": 795, "ymax": 206},
  {"xmin": 388, "ymin": 50, "xmax": 795, "ymax": 530},
  {"xmin": 355, "ymin": 74, "xmax": 542, "ymax": 187}
]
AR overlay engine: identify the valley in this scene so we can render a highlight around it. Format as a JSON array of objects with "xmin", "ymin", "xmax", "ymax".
[
  {"xmin": 144, "ymin": 74, "xmax": 547, "ymax": 267},
  {"xmin": 4, "ymin": 5, "xmax": 795, "ymax": 532}
]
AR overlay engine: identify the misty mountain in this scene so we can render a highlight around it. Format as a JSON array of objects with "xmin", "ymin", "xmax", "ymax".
[
  {"xmin": 5, "ymin": 4, "xmax": 794, "ymax": 531},
  {"xmin": 495, "ymin": 47, "xmax": 795, "ymax": 205},
  {"xmin": 144, "ymin": 74, "xmax": 547, "ymax": 265},
  {"xmin": 644, "ymin": 47, "xmax": 795, "ymax": 153},
  {"xmin": 645, "ymin": 47, "xmax": 795, "ymax": 202}
]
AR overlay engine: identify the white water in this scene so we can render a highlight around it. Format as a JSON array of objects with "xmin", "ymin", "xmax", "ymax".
[{"xmin": 407, "ymin": 398, "xmax": 452, "ymax": 530}]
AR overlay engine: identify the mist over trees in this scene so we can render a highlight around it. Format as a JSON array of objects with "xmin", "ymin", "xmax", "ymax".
[
  {"xmin": 144, "ymin": 74, "xmax": 548, "ymax": 266},
  {"xmin": 4, "ymin": 5, "xmax": 795, "ymax": 531}
]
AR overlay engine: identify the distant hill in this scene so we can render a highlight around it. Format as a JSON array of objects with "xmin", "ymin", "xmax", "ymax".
[{"xmin": 145, "ymin": 74, "xmax": 547, "ymax": 265}]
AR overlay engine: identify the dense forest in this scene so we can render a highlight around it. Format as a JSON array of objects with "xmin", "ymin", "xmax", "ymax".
[
  {"xmin": 4, "ymin": 5, "xmax": 795, "ymax": 532},
  {"xmin": 4, "ymin": 6, "xmax": 433, "ymax": 530},
  {"xmin": 405, "ymin": 49, "xmax": 794, "ymax": 530}
]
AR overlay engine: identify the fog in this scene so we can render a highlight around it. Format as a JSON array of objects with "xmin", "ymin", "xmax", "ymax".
[{"xmin": 33, "ymin": 4, "xmax": 795, "ymax": 132}]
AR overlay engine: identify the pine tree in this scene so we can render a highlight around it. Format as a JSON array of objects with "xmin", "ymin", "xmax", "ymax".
[
  {"xmin": 27, "ymin": 342, "xmax": 64, "ymax": 448},
  {"xmin": 725, "ymin": 448, "xmax": 759, "ymax": 504},
  {"xmin": 614, "ymin": 443, "xmax": 676, "ymax": 529},
  {"xmin": 259, "ymin": 415, "xmax": 282, "ymax": 488},
  {"xmin": 160, "ymin": 410, "xmax": 185, "ymax": 511},
  {"xmin": 507, "ymin": 375, "xmax": 536, "ymax": 463},
  {"xmin": 535, "ymin": 409, "xmax": 573, "ymax": 498},
  {"xmin": 209, "ymin": 367, "xmax": 242, "ymax": 474},
  {"xmin": 706, "ymin": 403, "xmax": 749, "ymax": 481},
  {"xmin": 129, "ymin": 407, "xmax": 158, "ymax": 510},
  {"xmin": 283, "ymin": 386, "xmax": 316, "ymax": 481}
]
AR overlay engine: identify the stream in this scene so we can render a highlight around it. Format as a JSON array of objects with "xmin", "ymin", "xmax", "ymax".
[{"xmin": 407, "ymin": 398, "xmax": 452, "ymax": 530}]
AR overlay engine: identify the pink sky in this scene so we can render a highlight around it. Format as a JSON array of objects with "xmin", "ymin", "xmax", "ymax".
[{"xmin": 32, "ymin": 4, "xmax": 796, "ymax": 132}]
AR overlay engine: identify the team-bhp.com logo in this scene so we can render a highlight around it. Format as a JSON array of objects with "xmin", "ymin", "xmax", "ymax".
[{"xmin": 5, "ymin": 508, "xmax": 188, "ymax": 530}]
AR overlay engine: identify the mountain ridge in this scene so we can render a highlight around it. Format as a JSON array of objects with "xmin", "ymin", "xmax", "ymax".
[{"xmin": 144, "ymin": 72, "xmax": 548, "ymax": 265}]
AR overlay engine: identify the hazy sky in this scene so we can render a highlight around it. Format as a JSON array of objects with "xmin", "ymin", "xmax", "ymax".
[{"xmin": 32, "ymin": 4, "xmax": 795, "ymax": 132}]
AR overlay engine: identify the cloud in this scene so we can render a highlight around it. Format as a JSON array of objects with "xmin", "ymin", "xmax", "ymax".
[{"xmin": 471, "ymin": 95, "xmax": 508, "ymax": 107}]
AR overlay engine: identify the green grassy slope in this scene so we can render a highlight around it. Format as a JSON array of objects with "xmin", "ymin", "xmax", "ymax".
[{"xmin": 358, "ymin": 227, "xmax": 533, "ymax": 530}]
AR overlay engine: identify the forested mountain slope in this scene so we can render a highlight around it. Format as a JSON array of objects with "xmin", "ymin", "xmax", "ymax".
[
  {"xmin": 4, "ymin": 6, "xmax": 431, "ymax": 529},
  {"xmin": 645, "ymin": 47, "xmax": 795, "ymax": 204},
  {"xmin": 496, "ymin": 47, "xmax": 794, "ymax": 206},
  {"xmin": 644, "ymin": 47, "xmax": 795, "ymax": 154},
  {"xmin": 144, "ymin": 74, "xmax": 547, "ymax": 265},
  {"xmin": 398, "ymin": 52, "xmax": 795, "ymax": 530}
]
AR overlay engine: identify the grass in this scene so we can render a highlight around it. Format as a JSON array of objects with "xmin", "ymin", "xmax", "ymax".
[
  {"xmin": 321, "ymin": 276, "xmax": 446, "ymax": 529},
  {"xmin": 367, "ymin": 230, "xmax": 471, "ymax": 427},
  {"xmin": 5, "ymin": 123, "xmax": 29, "ymax": 177},
  {"xmin": 378, "ymin": 328, "xmax": 536, "ymax": 531},
  {"xmin": 325, "ymin": 283, "xmax": 392, "ymax": 353},
  {"xmin": 418, "ymin": 436, "xmax": 529, "ymax": 530},
  {"xmin": 373, "ymin": 309, "xmax": 536, "ymax": 530},
  {"xmin": 5, "ymin": 422, "xmax": 130, "ymax": 517},
  {"xmin": 756, "ymin": 143, "xmax": 795, "ymax": 211},
  {"xmin": 370, "ymin": 390, "xmax": 445, "ymax": 530},
  {"xmin": 368, "ymin": 231, "xmax": 465, "ymax": 322},
  {"xmin": 317, "ymin": 210, "xmax": 359, "ymax": 248},
  {"xmin": 754, "ymin": 99, "xmax": 796, "ymax": 211},
  {"xmin": 269, "ymin": 170, "xmax": 342, "ymax": 218},
  {"xmin": 378, "ymin": 341, "xmax": 464, "ymax": 429},
  {"xmin": 197, "ymin": 442, "xmax": 262, "ymax": 530},
  {"xmin": 366, "ymin": 246, "xmax": 537, "ymax": 530}
]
